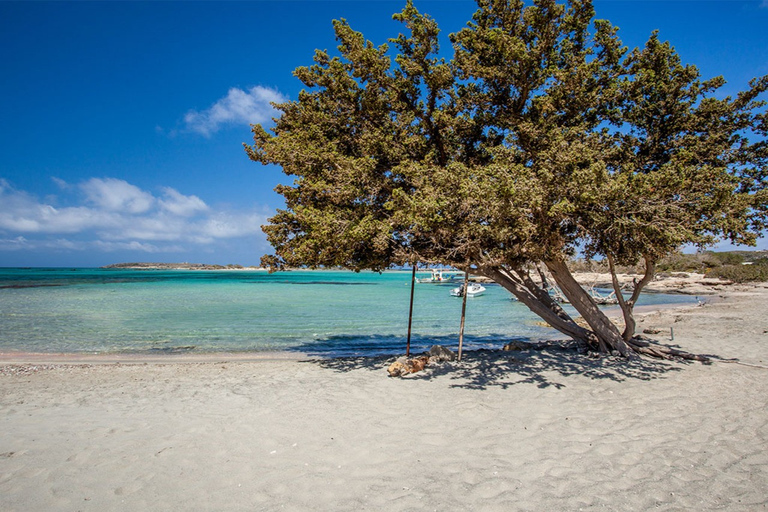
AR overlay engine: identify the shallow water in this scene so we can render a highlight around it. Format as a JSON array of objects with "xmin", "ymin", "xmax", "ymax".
[{"xmin": 0, "ymin": 268, "xmax": 696, "ymax": 357}]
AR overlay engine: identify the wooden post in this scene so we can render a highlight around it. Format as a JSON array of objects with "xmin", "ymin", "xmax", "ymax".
[
  {"xmin": 457, "ymin": 268, "xmax": 469, "ymax": 362},
  {"xmin": 406, "ymin": 263, "xmax": 417, "ymax": 357}
]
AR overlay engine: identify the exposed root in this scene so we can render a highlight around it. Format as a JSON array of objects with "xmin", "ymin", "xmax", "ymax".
[
  {"xmin": 577, "ymin": 333, "xmax": 710, "ymax": 362},
  {"xmin": 627, "ymin": 336, "xmax": 710, "ymax": 362}
]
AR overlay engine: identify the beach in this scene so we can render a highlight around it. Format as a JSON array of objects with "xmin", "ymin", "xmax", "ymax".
[{"xmin": 2, "ymin": 278, "xmax": 767, "ymax": 511}]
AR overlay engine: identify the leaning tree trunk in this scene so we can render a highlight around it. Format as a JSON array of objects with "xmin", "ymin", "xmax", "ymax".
[
  {"xmin": 545, "ymin": 258, "xmax": 632, "ymax": 357},
  {"xmin": 522, "ymin": 265, "xmax": 572, "ymax": 323},
  {"xmin": 480, "ymin": 265, "xmax": 596, "ymax": 347},
  {"xmin": 480, "ymin": 260, "xmax": 707, "ymax": 361}
]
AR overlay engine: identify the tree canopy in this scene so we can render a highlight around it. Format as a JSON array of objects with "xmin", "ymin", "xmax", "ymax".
[{"xmin": 246, "ymin": 0, "xmax": 767, "ymax": 358}]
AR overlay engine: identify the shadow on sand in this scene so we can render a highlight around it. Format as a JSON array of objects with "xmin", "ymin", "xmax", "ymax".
[{"xmin": 305, "ymin": 338, "xmax": 702, "ymax": 390}]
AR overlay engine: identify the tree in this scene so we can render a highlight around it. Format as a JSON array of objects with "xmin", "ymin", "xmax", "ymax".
[{"xmin": 246, "ymin": 0, "xmax": 767, "ymax": 358}]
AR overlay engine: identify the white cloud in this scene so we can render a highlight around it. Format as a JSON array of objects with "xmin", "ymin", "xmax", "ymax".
[
  {"xmin": 94, "ymin": 240, "xmax": 177, "ymax": 253},
  {"xmin": 159, "ymin": 187, "xmax": 209, "ymax": 216},
  {"xmin": 108, "ymin": 215, "xmax": 187, "ymax": 242},
  {"xmin": 183, "ymin": 86, "xmax": 286, "ymax": 136},
  {"xmin": 0, "ymin": 182, "xmax": 110, "ymax": 234},
  {"xmin": 81, "ymin": 177, "xmax": 155, "ymax": 214},
  {"xmin": 200, "ymin": 212, "xmax": 266, "ymax": 238},
  {"xmin": 51, "ymin": 177, "xmax": 73, "ymax": 190},
  {"xmin": 0, "ymin": 237, "xmax": 87, "ymax": 253},
  {"xmin": 0, "ymin": 236, "xmax": 28, "ymax": 251},
  {"xmin": 0, "ymin": 178, "xmax": 269, "ymax": 256}
]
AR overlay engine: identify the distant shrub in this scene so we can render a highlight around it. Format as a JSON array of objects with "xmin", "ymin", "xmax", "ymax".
[
  {"xmin": 703, "ymin": 251, "xmax": 745, "ymax": 266},
  {"xmin": 568, "ymin": 259, "xmax": 602, "ymax": 273},
  {"xmin": 567, "ymin": 251, "xmax": 762, "ymax": 277},
  {"xmin": 657, "ymin": 253, "xmax": 707, "ymax": 272},
  {"xmin": 567, "ymin": 258, "xmax": 642, "ymax": 274},
  {"xmin": 705, "ymin": 258, "xmax": 768, "ymax": 283}
]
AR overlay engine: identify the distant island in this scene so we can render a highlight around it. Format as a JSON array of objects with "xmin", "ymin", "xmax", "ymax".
[{"xmin": 102, "ymin": 262, "xmax": 263, "ymax": 270}]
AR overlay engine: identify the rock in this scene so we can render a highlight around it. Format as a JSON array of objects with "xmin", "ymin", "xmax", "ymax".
[
  {"xmin": 387, "ymin": 355, "xmax": 430, "ymax": 377},
  {"xmin": 502, "ymin": 341, "xmax": 529, "ymax": 351},
  {"xmin": 428, "ymin": 345, "xmax": 456, "ymax": 363},
  {"xmin": 387, "ymin": 358, "xmax": 407, "ymax": 377},
  {"xmin": 409, "ymin": 356, "xmax": 428, "ymax": 373},
  {"xmin": 388, "ymin": 346, "xmax": 457, "ymax": 377}
]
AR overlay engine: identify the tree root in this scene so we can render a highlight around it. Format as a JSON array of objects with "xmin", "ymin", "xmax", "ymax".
[{"xmin": 626, "ymin": 336, "xmax": 710, "ymax": 362}]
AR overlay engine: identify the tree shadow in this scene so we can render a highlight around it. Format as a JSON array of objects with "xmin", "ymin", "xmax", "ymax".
[
  {"xmin": 287, "ymin": 332, "xmax": 525, "ymax": 359},
  {"xmin": 306, "ymin": 338, "xmax": 697, "ymax": 390}
]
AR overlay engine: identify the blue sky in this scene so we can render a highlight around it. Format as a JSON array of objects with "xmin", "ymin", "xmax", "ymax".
[{"xmin": 1, "ymin": 1, "xmax": 767, "ymax": 267}]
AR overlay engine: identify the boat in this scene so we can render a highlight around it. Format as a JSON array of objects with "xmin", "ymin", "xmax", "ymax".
[
  {"xmin": 416, "ymin": 268, "xmax": 457, "ymax": 283},
  {"xmin": 450, "ymin": 283, "xmax": 486, "ymax": 297}
]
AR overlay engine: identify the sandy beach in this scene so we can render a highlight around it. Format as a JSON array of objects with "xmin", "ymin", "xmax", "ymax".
[{"xmin": 2, "ymin": 277, "xmax": 767, "ymax": 511}]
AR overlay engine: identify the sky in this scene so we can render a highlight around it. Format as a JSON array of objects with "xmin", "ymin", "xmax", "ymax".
[{"xmin": 1, "ymin": 0, "xmax": 767, "ymax": 267}]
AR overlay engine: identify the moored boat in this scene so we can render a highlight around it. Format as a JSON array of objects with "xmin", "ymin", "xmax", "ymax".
[
  {"xmin": 450, "ymin": 283, "xmax": 486, "ymax": 297},
  {"xmin": 416, "ymin": 268, "xmax": 457, "ymax": 283}
]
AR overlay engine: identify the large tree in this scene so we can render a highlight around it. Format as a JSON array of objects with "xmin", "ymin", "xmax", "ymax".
[{"xmin": 246, "ymin": 0, "xmax": 767, "ymax": 358}]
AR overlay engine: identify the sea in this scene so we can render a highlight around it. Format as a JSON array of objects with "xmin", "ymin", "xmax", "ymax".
[{"xmin": 0, "ymin": 268, "xmax": 697, "ymax": 358}]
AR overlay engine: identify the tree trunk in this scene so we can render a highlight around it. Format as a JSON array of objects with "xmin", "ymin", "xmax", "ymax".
[
  {"xmin": 457, "ymin": 268, "xmax": 469, "ymax": 362},
  {"xmin": 482, "ymin": 261, "xmax": 706, "ymax": 362},
  {"xmin": 520, "ymin": 267, "xmax": 572, "ymax": 323},
  {"xmin": 480, "ymin": 265, "xmax": 594, "ymax": 346},
  {"xmin": 545, "ymin": 258, "xmax": 632, "ymax": 357},
  {"xmin": 608, "ymin": 255, "xmax": 655, "ymax": 342}
]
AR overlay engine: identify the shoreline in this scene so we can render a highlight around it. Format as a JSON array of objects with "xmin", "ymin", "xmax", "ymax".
[
  {"xmin": 0, "ymin": 301, "xmax": 705, "ymax": 367},
  {"xmin": 0, "ymin": 350, "xmax": 309, "ymax": 366},
  {"xmin": 0, "ymin": 274, "xmax": 727, "ymax": 367}
]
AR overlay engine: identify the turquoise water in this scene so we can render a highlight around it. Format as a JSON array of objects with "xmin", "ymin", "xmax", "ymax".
[{"xmin": 0, "ymin": 268, "xmax": 696, "ymax": 357}]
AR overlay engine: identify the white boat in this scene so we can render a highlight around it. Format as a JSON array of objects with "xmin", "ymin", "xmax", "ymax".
[
  {"xmin": 450, "ymin": 283, "xmax": 486, "ymax": 297},
  {"xmin": 416, "ymin": 268, "xmax": 456, "ymax": 283}
]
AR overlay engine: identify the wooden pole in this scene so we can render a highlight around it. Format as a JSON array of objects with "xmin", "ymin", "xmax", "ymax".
[
  {"xmin": 457, "ymin": 268, "xmax": 469, "ymax": 362},
  {"xmin": 406, "ymin": 263, "xmax": 417, "ymax": 357}
]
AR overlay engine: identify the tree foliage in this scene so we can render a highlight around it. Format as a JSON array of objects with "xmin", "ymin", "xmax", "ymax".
[{"xmin": 246, "ymin": 0, "xmax": 767, "ymax": 358}]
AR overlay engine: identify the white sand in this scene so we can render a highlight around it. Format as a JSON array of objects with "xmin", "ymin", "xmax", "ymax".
[{"xmin": 2, "ymin": 281, "xmax": 767, "ymax": 511}]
